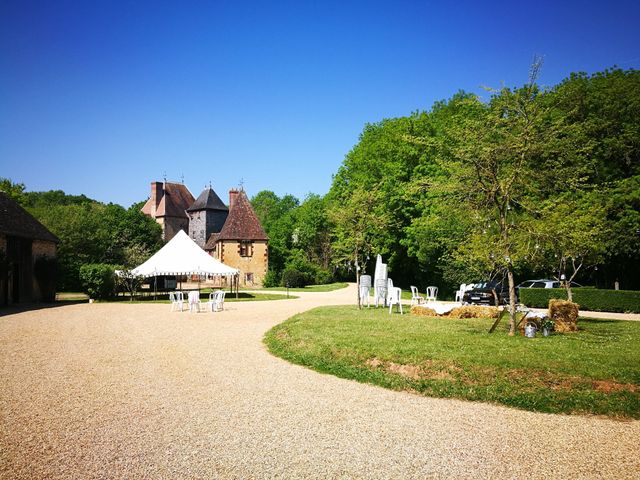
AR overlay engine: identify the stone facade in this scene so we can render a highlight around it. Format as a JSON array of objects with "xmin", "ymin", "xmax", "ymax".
[
  {"xmin": 160, "ymin": 216, "xmax": 190, "ymax": 243},
  {"xmin": 212, "ymin": 240, "xmax": 268, "ymax": 286},
  {"xmin": 32, "ymin": 239, "xmax": 57, "ymax": 258},
  {"xmin": 188, "ymin": 206, "xmax": 228, "ymax": 248},
  {"xmin": 205, "ymin": 190, "xmax": 269, "ymax": 287}
]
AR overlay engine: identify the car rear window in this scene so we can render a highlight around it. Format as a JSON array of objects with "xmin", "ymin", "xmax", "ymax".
[
  {"xmin": 532, "ymin": 281, "xmax": 546, "ymax": 288},
  {"xmin": 520, "ymin": 281, "xmax": 534, "ymax": 288}
]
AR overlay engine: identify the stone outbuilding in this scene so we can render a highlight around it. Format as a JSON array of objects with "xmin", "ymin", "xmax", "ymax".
[
  {"xmin": 0, "ymin": 192, "xmax": 59, "ymax": 305},
  {"xmin": 205, "ymin": 189, "xmax": 268, "ymax": 286},
  {"xmin": 141, "ymin": 181, "xmax": 195, "ymax": 241}
]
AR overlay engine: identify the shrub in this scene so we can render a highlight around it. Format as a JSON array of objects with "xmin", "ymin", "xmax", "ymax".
[
  {"xmin": 262, "ymin": 269, "xmax": 281, "ymax": 288},
  {"xmin": 549, "ymin": 299, "xmax": 579, "ymax": 333},
  {"xmin": 79, "ymin": 263, "xmax": 116, "ymax": 300},
  {"xmin": 281, "ymin": 268, "xmax": 310, "ymax": 288},
  {"xmin": 283, "ymin": 251, "xmax": 334, "ymax": 285},
  {"xmin": 314, "ymin": 268, "xmax": 334, "ymax": 285},
  {"xmin": 519, "ymin": 287, "xmax": 640, "ymax": 313}
]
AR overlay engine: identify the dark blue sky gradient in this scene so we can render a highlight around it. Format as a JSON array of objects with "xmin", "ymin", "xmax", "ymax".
[{"xmin": 2, "ymin": 1, "xmax": 639, "ymax": 206}]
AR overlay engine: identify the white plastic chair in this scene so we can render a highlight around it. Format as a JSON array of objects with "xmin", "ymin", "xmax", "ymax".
[
  {"xmin": 208, "ymin": 290, "xmax": 226, "ymax": 312},
  {"xmin": 359, "ymin": 275, "xmax": 371, "ymax": 307},
  {"xmin": 388, "ymin": 287, "xmax": 403, "ymax": 314},
  {"xmin": 169, "ymin": 291, "xmax": 184, "ymax": 312},
  {"xmin": 410, "ymin": 286, "xmax": 424, "ymax": 306},
  {"xmin": 386, "ymin": 278, "xmax": 394, "ymax": 306},
  {"xmin": 188, "ymin": 291, "xmax": 201, "ymax": 313},
  {"xmin": 374, "ymin": 279, "xmax": 387, "ymax": 307},
  {"xmin": 426, "ymin": 286, "xmax": 438, "ymax": 303},
  {"xmin": 454, "ymin": 284, "xmax": 466, "ymax": 302}
]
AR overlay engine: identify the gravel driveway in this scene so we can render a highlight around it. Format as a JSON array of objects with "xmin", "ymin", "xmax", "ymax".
[{"xmin": 1, "ymin": 285, "xmax": 638, "ymax": 479}]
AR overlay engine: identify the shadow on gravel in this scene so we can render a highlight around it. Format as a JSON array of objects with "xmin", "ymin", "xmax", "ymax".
[{"xmin": 0, "ymin": 301, "xmax": 87, "ymax": 316}]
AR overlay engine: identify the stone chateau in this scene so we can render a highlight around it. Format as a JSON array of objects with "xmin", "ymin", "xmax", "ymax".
[{"xmin": 141, "ymin": 181, "xmax": 268, "ymax": 286}]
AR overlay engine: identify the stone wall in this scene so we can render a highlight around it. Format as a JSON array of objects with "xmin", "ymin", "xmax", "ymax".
[
  {"xmin": 32, "ymin": 240, "xmax": 56, "ymax": 258},
  {"xmin": 220, "ymin": 240, "xmax": 268, "ymax": 286},
  {"xmin": 206, "ymin": 210, "xmax": 228, "ymax": 237},
  {"xmin": 189, "ymin": 210, "xmax": 228, "ymax": 248},
  {"xmin": 162, "ymin": 217, "xmax": 189, "ymax": 242},
  {"xmin": 188, "ymin": 210, "xmax": 207, "ymax": 248}
]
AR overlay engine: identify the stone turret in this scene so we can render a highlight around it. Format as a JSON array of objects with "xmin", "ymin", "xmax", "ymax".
[{"xmin": 186, "ymin": 187, "xmax": 229, "ymax": 248}]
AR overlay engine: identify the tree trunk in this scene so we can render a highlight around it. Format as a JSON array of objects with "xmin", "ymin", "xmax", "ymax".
[
  {"xmin": 566, "ymin": 283, "xmax": 573, "ymax": 302},
  {"xmin": 507, "ymin": 268, "xmax": 517, "ymax": 336}
]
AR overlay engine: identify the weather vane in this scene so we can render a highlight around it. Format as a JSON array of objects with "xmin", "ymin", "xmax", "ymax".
[{"xmin": 239, "ymin": 177, "xmax": 245, "ymax": 190}]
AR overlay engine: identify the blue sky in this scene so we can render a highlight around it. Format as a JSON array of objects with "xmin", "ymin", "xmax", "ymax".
[{"xmin": 1, "ymin": 0, "xmax": 639, "ymax": 207}]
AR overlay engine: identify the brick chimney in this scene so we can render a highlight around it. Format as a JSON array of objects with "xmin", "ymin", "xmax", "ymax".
[
  {"xmin": 150, "ymin": 181, "xmax": 164, "ymax": 216},
  {"xmin": 229, "ymin": 189, "xmax": 239, "ymax": 210}
]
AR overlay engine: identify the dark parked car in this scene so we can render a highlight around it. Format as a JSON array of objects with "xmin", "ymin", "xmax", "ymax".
[{"xmin": 463, "ymin": 281, "xmax": 510, "ymax": 306}]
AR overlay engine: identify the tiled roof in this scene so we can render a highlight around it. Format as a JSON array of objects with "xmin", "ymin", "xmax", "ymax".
[
  {"xmin": 187, "ymin": 187, "xmax": 228, "ymax": 212},
  {"xmin": 145, "ymin": 182, "xmax": 195, "ymax": 218},
  {"xmin": 217, "ymin": 190, "xmax": 268, "ymax": 241},
  {"xmin": 204, "ymin": 233, "xmax": 219, "ymax": 251},
  {"xmin": 0, "ymin": 192, "xmax": 59, "ymax": 243}
]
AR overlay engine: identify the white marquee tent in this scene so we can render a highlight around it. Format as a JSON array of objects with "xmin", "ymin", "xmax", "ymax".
[{"xmin": 131, "ymin": 229, "xmax": 239, "ymax": 278}]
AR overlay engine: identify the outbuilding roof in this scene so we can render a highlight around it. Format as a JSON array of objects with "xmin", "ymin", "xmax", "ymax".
[{"xmin": 0, "ymin": 192, "xmax": 59, "ymax": 243}]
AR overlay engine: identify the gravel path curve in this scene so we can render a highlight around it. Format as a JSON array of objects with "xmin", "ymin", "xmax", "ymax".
[{"xmin": 1, "ymin": 284, "xmax": 639, "ymax": 479}]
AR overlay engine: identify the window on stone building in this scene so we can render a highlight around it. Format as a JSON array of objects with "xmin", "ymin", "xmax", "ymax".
[
  {"xmin": 239, "ymin": 241, "xmax": 253, "ymax": 257},
  {"xmin": 245, "ymin": 273, "xmax": 254, "ymax": 285}
]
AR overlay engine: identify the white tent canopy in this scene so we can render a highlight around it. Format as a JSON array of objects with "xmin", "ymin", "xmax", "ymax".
[{"xmin": 131, "ymin": 230, "xmax": 239, "ymax": 278}]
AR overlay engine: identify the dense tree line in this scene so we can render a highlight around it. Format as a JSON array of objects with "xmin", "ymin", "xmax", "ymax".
[
  {"xmin": 1, "ymin": 180, "xmax": 162, "ymax": 290},
  {"xmin": 253, "ymin": 67, "xmax": 640, "ymax": 295}
]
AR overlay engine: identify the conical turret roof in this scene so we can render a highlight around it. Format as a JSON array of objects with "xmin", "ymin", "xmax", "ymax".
[
  {"xmin": 217, "ymin": 190, "xmax": 268, "ymax": 241},
  {"xmin": 186, "ymin": 187, "xmax": 228, "ymax": 212}
]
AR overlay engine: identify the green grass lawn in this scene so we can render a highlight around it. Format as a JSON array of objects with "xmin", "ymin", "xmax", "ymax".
[
  {"xmin": 56, "ymin": 292, "xmax": 89, "ymax": 302},
  {"xmin": 257, "ymin": 282, "xmax": 349, "ymax": 292},
  {"xmin": 264, "ymin": 306, "xmax": 640, "ymax": 418}
]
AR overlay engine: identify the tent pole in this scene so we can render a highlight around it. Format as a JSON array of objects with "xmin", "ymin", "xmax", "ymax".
[
  {"xmin": 154, "ymin": 276, "xmax": 157, "ymax": 300},
  {"xmin": 236, "ymin": 273, "xmax": 239, "ymax": 299}
]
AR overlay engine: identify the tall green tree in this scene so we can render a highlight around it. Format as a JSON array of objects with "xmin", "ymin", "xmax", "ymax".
[{"xmin": 435, "ymin": 60, "xmax": 574, "ymax": 334}]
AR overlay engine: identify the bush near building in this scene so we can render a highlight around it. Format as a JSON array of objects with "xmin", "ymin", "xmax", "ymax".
[{"xmin": 79, "ymin": 264, "xmax": 117, "ymax": 300}]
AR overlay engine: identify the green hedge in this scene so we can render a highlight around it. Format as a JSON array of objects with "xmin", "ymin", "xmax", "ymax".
[
  {"xmin": 79, "ymin": 263, "xmax": 117, "ymax": 300},
  {"xmin": 519, "ymin": 287, "xmax": 640, "ymax": 313}
]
